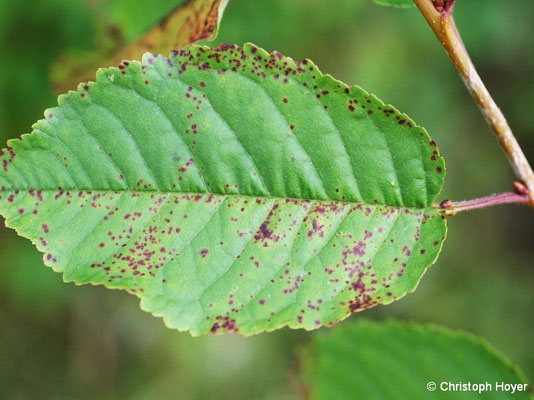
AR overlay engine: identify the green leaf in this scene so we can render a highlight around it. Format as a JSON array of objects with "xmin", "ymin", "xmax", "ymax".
[
  {"xmin": 373, "ymin": 0, "xmax": 415, "ymax": 8},
  {"xmin": 51, "ymin": 0, "xmax": 229, "ymax": 92},
  {"xmin": 0, "ymin": 43, "xmax": 446, "ymax": 335},
  {"xmin": 301, "ymin": 320, "xmax": 531, "ymax": 399}
]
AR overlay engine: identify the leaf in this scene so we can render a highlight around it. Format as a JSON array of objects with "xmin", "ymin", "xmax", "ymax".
[
  {"xmin": 51, "ymin": 0, "xmax": 228, "ymax": 92},
  {"xmin": 0, "ymin": 43, "xmax": 446, "ymax": 336},
  {"xmin": 300, "ymin": 320, "xmax": 531, "ymax": 400},
  {"xmin": 373, "ymin": 0, "xmax": 415, "ymax": 8}
]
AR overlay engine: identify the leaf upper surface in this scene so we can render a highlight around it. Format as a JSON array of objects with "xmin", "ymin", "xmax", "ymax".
[{"xmin": 0, "ymin": 43, "xmax": 446, "ymax": 335}]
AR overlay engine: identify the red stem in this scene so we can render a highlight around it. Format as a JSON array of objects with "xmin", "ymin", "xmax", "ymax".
[{"xmin": 436, "ymin": 192, "xmax": 530, "ymax": 215}]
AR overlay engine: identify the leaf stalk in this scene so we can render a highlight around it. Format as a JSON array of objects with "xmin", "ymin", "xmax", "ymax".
[{"xmin": 436, "ymin": 191, "xmax": 530, "ymax": 216}]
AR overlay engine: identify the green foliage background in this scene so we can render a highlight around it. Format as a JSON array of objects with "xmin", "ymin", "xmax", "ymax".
[{"xmin": 0, "ymin": 0, "xmax": 532, "ymax": 398}]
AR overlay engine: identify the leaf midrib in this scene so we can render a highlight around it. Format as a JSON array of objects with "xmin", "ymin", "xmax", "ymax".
[{"xmin": 1, "ymin": 189, "xmax": 437, "ymax": 211}]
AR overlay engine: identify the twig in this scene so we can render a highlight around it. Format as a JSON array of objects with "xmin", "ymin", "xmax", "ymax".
[
  {"xmin": 436, "ymin": 192, "xmax": 530, "ymax": 216},
  {"xmin": 412, "ymin": 0, "xmax": 534, "ymax": 208}
]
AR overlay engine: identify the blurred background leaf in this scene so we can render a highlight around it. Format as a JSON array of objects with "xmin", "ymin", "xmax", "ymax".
[
  {"xmin": 373, "ymin": 0, "xmax": 415, "ymax": 8},
  {"xmin": 0, "ymin": 0, "xmax": 533, "ymax": 398},
  {"xmin": 50, "ymin": 0, "xmax": 228, "ymax": 92},
  {"xmin": 301, "ymin": 320, "xmax": 530, "ymax": 399}
]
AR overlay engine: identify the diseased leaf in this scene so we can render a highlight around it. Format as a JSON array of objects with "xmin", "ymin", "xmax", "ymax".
[
  {"xmin": 373, "ymin": 0, "xmax": 415, "ymax": 8},
  {"xmin": 108, "ymin": 0, "xmax": 189, "ymax": 41},
  {"xmin": 301, "ymin": 320, "xmax": 531, "ymax": 400},
  {"xmin": 0, "ymin": 43, "xmax": 446, "ymax": 336},
  {"xmin": 51, "ymin": 0, "xmax": 228, "ymax": 92}
]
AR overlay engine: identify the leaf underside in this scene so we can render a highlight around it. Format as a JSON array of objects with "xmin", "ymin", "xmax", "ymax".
[
  {"xmin": 0, "ymin": 43, "xmax": 446, "ymax": 336},
  {"xmin": 302, "ymin": 320, "xmax": 530, "ymax": 400}
]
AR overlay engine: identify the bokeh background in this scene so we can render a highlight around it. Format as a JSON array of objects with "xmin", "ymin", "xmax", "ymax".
[{"xmin": 0, "ymin": 0, "xmax": 533, "ymax": 398}]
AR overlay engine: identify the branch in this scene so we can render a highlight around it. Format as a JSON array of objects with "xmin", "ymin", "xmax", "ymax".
[{"xmin": 413, "ymin": 0, "xmax": 534, "ymax": 209}]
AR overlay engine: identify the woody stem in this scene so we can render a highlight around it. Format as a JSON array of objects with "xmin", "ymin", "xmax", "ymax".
[{"xmin": 413, "ymin": 0, "xmax": 534, "ymax": 208}]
